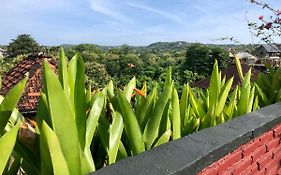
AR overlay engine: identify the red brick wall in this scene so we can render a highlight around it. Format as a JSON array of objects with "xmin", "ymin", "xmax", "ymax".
[{"xmin": 198, "ymin": 124, "xmax": 281, "ymax": 175}]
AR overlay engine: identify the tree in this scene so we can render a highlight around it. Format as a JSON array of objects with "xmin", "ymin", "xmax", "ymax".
[
  {"xmin": 7, "ymin": 34, "xmax": 40, "ymax": 58},
  {"xmin": 184, "ymin": 43, "xmax": 228, "ymax": 76}
]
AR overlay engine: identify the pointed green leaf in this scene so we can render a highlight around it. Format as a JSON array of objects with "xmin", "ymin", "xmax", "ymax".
[
  {"xmin": 215, "ymin": 77, "xmax": 233, "ymax": 116},
  {"xmin": 109, "ymin": 112, "xmax": 124, "ymax": 164},
  {"xmin": 117, "ymin": 89, "xmax": 145, "ymax": 155},
  {"xmin": 0, "ymin": 123, "xmax": 19, "ymax": 174},
  {"xmin": 41, "ymin": 122, "xmax": 70, "ymax": 175},
  {"xmin": 0, "ymin": 77, "xmax": 27, "ymax": 133},
  {"xmin": 171, "ymin": 87, "xmax": 181, "ymax": 140},
  {"xmin": 153, "ymin": 129, "xmax": 172, "ymax": 147},
  {"xmin": 124, "ymin": 77, "xmax": 136, "ymax": 102}
]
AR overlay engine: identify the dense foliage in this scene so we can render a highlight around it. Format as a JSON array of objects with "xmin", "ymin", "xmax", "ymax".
[
  {"xmin": 6, "ymin": 34, "xmax": 41, "ymax": 58},
  {"xmin": 58, "ymin": 43, "xmax": 227, "ymax": 90},
  {"xmin": 184, "ymin": 43, "xmax": 228, "ymax": 76}
]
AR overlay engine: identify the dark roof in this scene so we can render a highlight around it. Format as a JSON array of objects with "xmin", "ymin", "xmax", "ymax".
[
  {"xmin": 260, "ymin": 44, "xmax": 280, "ymax": 53},
  {"xmin": 0, "ymin": 54, "xmax": 57, "ymax": 114},
  {"xmin": 192, "ymin": 64, "xmax": 261, "ymax": 89}
]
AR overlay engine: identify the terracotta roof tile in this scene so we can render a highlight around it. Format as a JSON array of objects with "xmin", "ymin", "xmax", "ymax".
[{"xmin": 0, "ymin": 54, "xmax": 57, "ymax": 114}]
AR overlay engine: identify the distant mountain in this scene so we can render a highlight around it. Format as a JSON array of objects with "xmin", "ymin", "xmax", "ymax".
[
  {"xmin": 57, "ymin": 42, "xmax": 259, "ymax": 53},
  {"xmin": 147, "ymin": 41, "xmax": 191, "ymax": 51}
]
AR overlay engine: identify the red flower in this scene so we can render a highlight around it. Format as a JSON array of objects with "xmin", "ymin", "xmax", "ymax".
[
  {"xmin": 265, "ymin": 22, "xmax": 272, "ymax": 29},
  {"xmin": 258, "ymin": 16, "xmax": 264, "ymax": 20}
]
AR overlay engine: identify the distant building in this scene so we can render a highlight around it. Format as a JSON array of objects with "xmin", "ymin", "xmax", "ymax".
[
  {"xmin": 0, "ymin": 48, "xmax": 6, "ymax": 57},
  {"xmin": 236, "ymin": 52, "xmax": 258, "ymax": 66},
  {"xmin": 0, "ymin": 54, "xmax": 57, "ymax": 117},
  {"xmin": 256, "ymin": 44, "xmax": 280, "ymax": 58}
]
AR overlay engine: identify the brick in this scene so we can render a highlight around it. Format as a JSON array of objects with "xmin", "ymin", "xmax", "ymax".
[
  {"xmin": 217, "ymin": 151, "xmax": 242, "ymax": 172},
  {"xmin": 273, "ymin": 124, "xmax": 281, "ymax": 137},
  {"xmin": 265, "ymin": 137, "xmax": 280, "ymax": 151},
  {"xmin": 265, "ymin": 160, "xmax": 279, "ymax": 175},
  {"xmin": 259, "ymin": 131, "xmax": 274, "ymax": 143},
  {"xmin": 199, "ymin": 166, "xmax": 218, "ymax": 175},
  {"xmin": 242, "ymin": 139, "xmax": 261, "ymax": 157},
  {"xmin": 231, "ymin": 156, "xmax": 252, "ymax": 175},
  {"xmin": 273, "ymin": 146, "xmax": 281, "ymax": 160},
  {"xmin": 249, "ymin": 163, "xmax": 259, "ymax": 175},
  {"xmin": 277, "ymin": 168, "xmax": 281, "ymax": 175},
  {"xmin": 251, "ymin": 145, "xmax": 267, "ymax": 162},
  {"xmin": 218, "ymin": 170, "xmax": 232, "ymax": 175},
  {"xmin": 236, "ymin": 167, "xmax": 252, "ymax": 175},
  {"xmin": 256, "ymin": 151, "xmax": 273, "ymax": 170},
  {"xmin": 254, "ymin": 168, "xmax": 266, "ymax": 175}
]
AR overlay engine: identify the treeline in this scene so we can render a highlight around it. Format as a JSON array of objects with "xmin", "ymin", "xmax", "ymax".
[
  {"xmin": 62, "ymin": 43, "xmax": 229, "ymax": 91},
  {"xmin": 1, "ymin": 35, "xmax": 246, "ymax": 90}
]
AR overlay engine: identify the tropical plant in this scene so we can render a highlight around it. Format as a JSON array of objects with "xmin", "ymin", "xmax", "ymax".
[
  {"xmin": 0, "ymin": 48, "xmax": 263, "ymax": 174},
  {"xmin": 255, "ymin": 65, "xmax": 281, "ymax": 107}
]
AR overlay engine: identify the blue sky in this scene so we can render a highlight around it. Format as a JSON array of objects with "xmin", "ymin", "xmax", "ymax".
[{"xmin": 0, "ymin": 0, "xmax": 280, "ymax": 46}]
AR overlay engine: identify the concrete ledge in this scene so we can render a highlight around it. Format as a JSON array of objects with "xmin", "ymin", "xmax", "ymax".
[{"xmin": 92, "ymin": 102, "xmax": 281, "ymax": 175}]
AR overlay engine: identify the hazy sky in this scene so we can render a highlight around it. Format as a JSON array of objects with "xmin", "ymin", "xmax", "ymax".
[{"xmin": 0, "ymin": 0, "xmax": 280, "ymax": 46}]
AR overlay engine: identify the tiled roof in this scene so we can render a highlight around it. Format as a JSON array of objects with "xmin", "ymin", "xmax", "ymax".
[
  {"xmin": 261, "ymin": 44, "xmax": 280, "ymax": 53},
  {"xmin": 192, "ymin": 64, "xmax": 261, "ymax": 89},
  {"xmin": 0, "ymin": 54, "xmax": 58, "ymax": 114}
]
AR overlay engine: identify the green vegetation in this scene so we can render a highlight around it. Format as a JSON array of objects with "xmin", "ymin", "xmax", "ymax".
[
  {"xmin": 6, "ymin": 34, "xmax": 41, "ymax": 58},
  {"xmin": 2, "ymin": 48, "xmax": 281, "ymax": 174},
  {"xmin": 58, "ymin": 42, "xmax": 228, "ymax": 89}
]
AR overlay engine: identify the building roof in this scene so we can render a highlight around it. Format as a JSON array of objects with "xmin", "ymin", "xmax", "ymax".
[
  {"xmin": 0, "ymin": 54, "xmax": 57, "ymax": 114},
  {"xmin": 236, "ymin": 52, "xmax": 257, "ymax": 60},
  {"xmin": 260, "ymin": 44, "xmax": 280, "ymax": 53},
  {"xmin": 192, "ymin": 64, "xmax": 261, "ymax": 89}
]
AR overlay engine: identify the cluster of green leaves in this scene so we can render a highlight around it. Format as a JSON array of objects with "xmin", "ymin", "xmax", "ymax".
[{"xmin": 0, "ymin": 48, "xmax": 263, "ymax": 174}]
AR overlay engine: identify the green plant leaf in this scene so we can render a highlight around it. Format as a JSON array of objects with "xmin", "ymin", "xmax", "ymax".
[
  {"xmin": 209, "ymin": 60, "xmax": 220, "ymax": 111},
  {"xmin": 180, "ymin": 84, "xmax": 189, "ymax": 127},
  {"xmin": 58, "ymin": 47, "xmax": 70, "ymax": 96},
  {"xmin": 153, "ymin": 129, "xmax": 172, "ymax": 147},
  {"xmin": 86, "ymin": 92, "xmax": 105, "ymax": 148},
  {"xmin": 143, "ymin": 81, "xmax": 173, "ymax": 149},
  {"xmin": 235, "ymin": 55, "xmax": 244, "ymax": 82},
  {"xmin": 0, "ymin": 77, "xmax": 27, "ymax": 133},
  {"xmin": 215, "ymin": 77, "xmax": 233, "ymax": 116},
  {"xmin": 68, "ymin": 54, "xmax": 87, "ymax": 149},
  {"xmin": 124, "ymin": 77, "xmax": 136, "ymax": 102},
  {"xmin": 117, "ymin": 89, "xmax": 145, "ymax": 155},
  {"xmin": 109, "ymin": 112, "xmax": 124, "ymax": 164},
  {"xmin": 136, "ymin": 87, "xmax": 156, "ymax": 131},
  {"xmin": 0, "ymin": 123, "xmax": 19, "ymax": 174},
  {"xmin": 41, "ymin": 122, "xmax": 70, "ymax": 175},
  {"xmin": 171, "ymin": 87, "xmax": 181, "ymax": 140}
]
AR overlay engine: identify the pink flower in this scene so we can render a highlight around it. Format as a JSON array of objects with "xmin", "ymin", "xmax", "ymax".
[
  {"xmin": 258, "ymin": 16, "xmax": 264, "ymax": 20},
  {"xmin": 277, "ymin": 10, "xmax": 281, "ymax": 15},
  {"xmin": 265, "ymin": 22, "xmax": 272, "ymax": 30}
]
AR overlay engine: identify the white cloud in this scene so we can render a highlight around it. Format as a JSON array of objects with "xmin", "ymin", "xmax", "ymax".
[
  {"xmin": 126, "ymin": 2, "xmax": 188, "ymax": 27},
  {"xmin": 88, "ymin": 0, "xmax": 132, "ymax": 22}
]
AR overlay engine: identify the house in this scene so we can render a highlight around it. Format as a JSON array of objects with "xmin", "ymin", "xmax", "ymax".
[
  {"xmin": 236, "ymin": 52, "xmax": 258, "ymax": 66},
  {"xmin": 0, "ymin": 48, "xmax": 6, "ymax": 57},
  {"xmin": 192, "ymin": 64, "xmax": 261, "ymax": 89},
  {"xmin": 256, "ymin": 44, "xmax": 280, "ymax": 58},
  {"xmin": 0, "ymin": 54, "xmax": 57, "ymax": 117}
]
